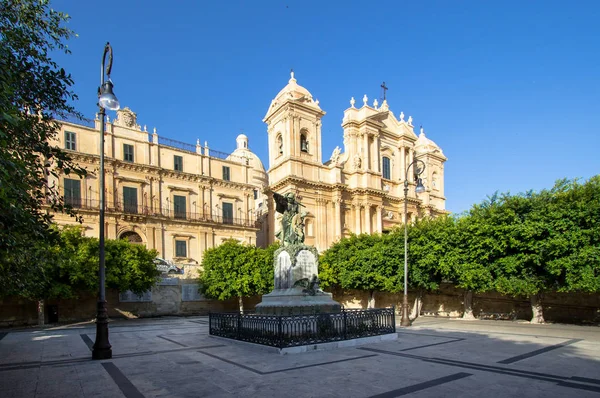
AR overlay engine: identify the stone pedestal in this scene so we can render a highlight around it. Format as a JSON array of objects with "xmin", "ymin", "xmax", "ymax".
[{"xmin": 255, "ymin": 245, "xmax": 341, "ymax": 315}]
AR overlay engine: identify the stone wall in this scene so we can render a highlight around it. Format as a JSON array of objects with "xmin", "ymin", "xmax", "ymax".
[
  {"xmin": 0, "ymin": 276, "xmax": 230, "ymax": 327},
  {"xmin": 3, "ymin": 283, "xmax": 598, "ymax": 327},
  {"xmin": 330, "ymin": 284, "xmax": 600, "ymax": 324}
]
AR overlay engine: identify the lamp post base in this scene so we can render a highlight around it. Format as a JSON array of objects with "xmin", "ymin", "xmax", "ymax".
[
  {"xmin": 92, "ymin": 300, "xmax": 112, "ymax": 360},
  {"xmin": 400, "ymin": 294, "xmax": 411, "ymax": 327}
]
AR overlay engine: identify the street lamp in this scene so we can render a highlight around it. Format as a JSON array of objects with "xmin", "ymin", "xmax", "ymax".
[
  {"xmin": 93, "ymin": 42, "xmax": 120, "ymax": 360},
  {"xmin": 401, "ymin": 152, "xmax": 426, "ymax": 327}
]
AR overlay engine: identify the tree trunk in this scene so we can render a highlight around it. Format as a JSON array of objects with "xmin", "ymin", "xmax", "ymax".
[
  {"xmin": 462, "ymin": 290, "xmax": 476, "ymax": 320},
  {"xmin": 367, "ymin": 290, "xmax": 375, "ymax": 309},
  {"xmin": 530, "ymin": 293, "xmax": 545, "ymax": 324},
  {"xmin": 238, "ymin": 296, "xmax": 244, "ymax": 314},
  {"xmin": 410, "ymin": 290, "xmax": 423, "ymax": 320},
  {"xmin": 37, "ymin": 300, "xmax": 45, "ymax": 326}
]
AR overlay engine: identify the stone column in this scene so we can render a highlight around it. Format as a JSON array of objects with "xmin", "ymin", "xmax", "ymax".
[
  {"xmin": 354, "ymin": 204, "xmax": 361, "ymax": 234},
  {"xmin": 400, "ymin": 146, "xmax": 406, "ymax": 181},
  {"xmin": 363, "ymin": 133, "xmax": 369, "ymax": 171},
  {"xmin": 409, "ymin": 149, "xmax": 414, "ymax": 183},
  {"xmin": 364, "ymin": 204, "xmax": 371, "ymax": 234},
  {"xmin": 376, "ymin": 206, "xmax": 383, "ymax": 233},
  {"xmin": 334, "ymin": 199, "xmax": 342, "ymax": 239}
]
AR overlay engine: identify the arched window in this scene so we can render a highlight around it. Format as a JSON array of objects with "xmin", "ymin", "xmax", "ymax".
[
  {"xmin": 432, "ymin": 171, "xmax": 439, "ymax": 190},
  {"xmin": 382, "ymin": 156, "xmax": 391, "ymax": 180},
  {"xmin": 120, "ymin": 231, "xmax": 143, "ymax": 244},
  {"xmin": 276, "ymin": 134, "xmax": 283, "ymax": 155},
  {"xmin": 300, "ymin": 133, "xmax": 309, "ymax": 153}
]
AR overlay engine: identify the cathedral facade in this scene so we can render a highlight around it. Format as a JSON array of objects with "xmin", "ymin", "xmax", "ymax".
[{"xmin": 264, "ymin": 72, "xmax": 447, "ymax": 252}]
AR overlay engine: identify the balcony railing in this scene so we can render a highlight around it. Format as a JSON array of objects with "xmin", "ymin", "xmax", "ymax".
[{"xmin": 50, "ymin": 198, "xmax": 259, "ymax": 228}]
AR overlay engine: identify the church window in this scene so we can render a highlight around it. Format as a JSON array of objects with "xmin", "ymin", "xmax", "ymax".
[
  {"xmin": 276, "ymin": 134, "xmax": 283, "ymax": 155},
  {"xmin": 382, "ymin": 156, "xmax": 391, "ymax": 180},
  {"xmin": 432, "ymin": 172, "xmax": 439, "ymax": 190},
  {"xmin": 300, "ymin": 133, "xmax": 309, "ymax": 153}
]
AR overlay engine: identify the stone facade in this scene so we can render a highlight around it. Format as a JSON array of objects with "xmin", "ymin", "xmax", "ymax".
[
  {"xmin": 264, "ymin": 72, "xmax": 447, "ymax": 251},
  {"xmin": 48, "ymin": 108, "xmax": 269, "ymax": 263}
]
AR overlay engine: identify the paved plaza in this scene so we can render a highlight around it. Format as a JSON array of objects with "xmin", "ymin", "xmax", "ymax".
[{"xmin": 0, "ymin": 316, "xmax": 599, "ymax": 397}]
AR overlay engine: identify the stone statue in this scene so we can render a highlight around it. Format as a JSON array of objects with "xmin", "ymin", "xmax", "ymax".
[
  {"xmin": 353, "ymin": 154, "xmax": 362, "ymax": 169},
  {"xmin": 330, "ymin": 146, "xmax": 341, "ymax": 164},
  {"xmin": 274, "ymin": 192, "xmax": 306, "ymax": 246},
  {"xmin": 293, "ymin": 275, "xmax": 321, "ymax": 296}
]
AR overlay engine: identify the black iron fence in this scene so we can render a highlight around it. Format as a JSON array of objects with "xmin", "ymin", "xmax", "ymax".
[{"xmin": 209, "ymin": 307, "xmax": 396, "ymax": 348}]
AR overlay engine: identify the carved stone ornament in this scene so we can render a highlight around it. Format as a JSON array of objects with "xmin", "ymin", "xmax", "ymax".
[
  {"xmin": 387, "ymin": 211, "xmax": 394, "ymax": 219},
  {"xmin": 117, "ymin": 107, "xmax": 138, "ymax": 128},
  {"xmin": 330, "ymin": 146, "xmax": 341, "ymax": 164},
  {"xmin": 353, "ymin": 154, "xmax": 362, "ymax": 169}
]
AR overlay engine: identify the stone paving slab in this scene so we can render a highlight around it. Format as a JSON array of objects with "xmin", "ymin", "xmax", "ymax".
[{"xmin": 0, "ymin": 316, "xmax": 599, "ymax": 397}]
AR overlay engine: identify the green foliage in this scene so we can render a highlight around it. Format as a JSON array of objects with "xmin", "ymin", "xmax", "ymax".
[
  {"xmin": 405, "ymin": 215, "xmax": 456, "ymax": 292},
  {"xmin": 0, "ymin": 0, "xmax": 87, "ymax": 295},
  {"xmin": 494, "ymin": 177, "xmax": 600, "ymax": 296},
  {"xmin": 199, "ymin": 239, "xmax": 277, "ymax": 301},
  {"xmin": 12, "ymin": 226, "xmax": 160, "ymax": 300},
  {"xmin": 319, "ymin": 175, "xmax": 600, "ymax": 302},
  {"xmin": 319, "ymin": 233, "xmax": 402, "ymax": 293}
]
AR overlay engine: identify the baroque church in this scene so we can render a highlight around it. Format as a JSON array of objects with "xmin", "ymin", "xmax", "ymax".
[
  {"xmin": 264, "ymin": 72, "xmax": 447, "ymax": 252},
  {"xmin": 48, "ymin": 72, "xmax": 446, "ymax": 262}
]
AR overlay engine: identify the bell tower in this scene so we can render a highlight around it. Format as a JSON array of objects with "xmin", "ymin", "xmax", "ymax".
[{"xmin": 263, "ymin": 71, "xmax": 326, "ymax": 172}]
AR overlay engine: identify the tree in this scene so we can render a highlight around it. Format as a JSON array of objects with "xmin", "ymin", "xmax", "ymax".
[
  {"xmin": 448, "ymin": 197, "xmax": 502, "ymax": 319},
  {"xmin": 12, "ymin": 226, "xmax": 160, "ymax": 323},
  {"xmin": 0, "ymin": 0, "xmax": 87, "ymax": 295},
  {"xmin": 403, "ymin": 215, "xmax": 456, "ymax": 318},
  {"xmin": 320, "ymin": 233, "xmax": 402, "ymax": 308},
  {"xmin": 199, "ymin": 240, "xmax": 276, "ymax": 312},
  {"xmin": 495, "ymin": 177, "xmax": 600, "ymax": 323}
]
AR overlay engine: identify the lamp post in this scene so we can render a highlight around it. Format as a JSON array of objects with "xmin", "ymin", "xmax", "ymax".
[
  {"xmin": 401, "ymin": 153, "xmax": 426, "ymax": 327},
  {"xmin": 93, "ymin": 42, "xmax": 120, "ymax": 360}
]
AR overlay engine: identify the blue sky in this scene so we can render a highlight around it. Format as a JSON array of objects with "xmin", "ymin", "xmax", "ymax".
[{"xmin": 52, "ymin": 0, "xmax": 600, "ymax": 214}]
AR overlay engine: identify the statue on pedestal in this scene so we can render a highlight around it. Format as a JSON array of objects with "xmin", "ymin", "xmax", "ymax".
[{"xmin": 274, "ymin": 192, "xmax": 306, "ymax": 246}]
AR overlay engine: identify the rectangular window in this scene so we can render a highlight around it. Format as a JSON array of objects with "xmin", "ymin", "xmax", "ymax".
[
  {"xmin": 173, "ymin": 195, "xmax": 186, "ymax": 219},
  {"xmin": 382, "ymin": 157, "xmax": 391, "ymax": 180},
  {"xmin": 64, "ymin": 178, "xmax": 81, "ymax": 208},
  {"xmin": 174, "ymin": 155, "xmax": 183, "ymax": 171},
  {"xmin": 123, "ymin": 143, "xmax": 134, "ymax": 162},
  {"xmin": 175, "ymin": 240, "xmax": 187, "ymax": 258},
  {"xmin": 65, "ymin": 131, "xmax": 76, "ymax": 151},
  {"xmin": 253, "ymin": 189, "xmax": 258, "ymax": 200},
  {"xmin": 222, "ymin": 202, "xmax": 233, "ymax": 224},
  {"xmin": 123, "ymin": 186, "xmax": 138, "ymax": 213},
  {"xmin": 222, "ymin": 166, "xmax": 230, "ymax": 181}
]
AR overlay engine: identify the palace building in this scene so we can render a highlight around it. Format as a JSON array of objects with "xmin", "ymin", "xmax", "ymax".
[
  {"xmin": 48, "ymin": 72, "xmax": 446, "ymax": 261},
  {"xmin": 48, "ymin": 107, "xmax": 269, "ymax": 265}
]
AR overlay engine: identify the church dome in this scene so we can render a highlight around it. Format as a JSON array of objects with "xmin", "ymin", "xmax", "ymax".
[
  {"xmin": 415, "ymin": 127, "xmax": 443, "ymax": 155},
  {"xmin": 274, "ymin": 71, "xmax": 313, "ymax": 101},
  {"xmin": 264, "ymin": 71, "xmax": 322, "ymax": 120},
  {"xmin": 229, "ymin": 134, "xmax": 266, "ymax": 173}
]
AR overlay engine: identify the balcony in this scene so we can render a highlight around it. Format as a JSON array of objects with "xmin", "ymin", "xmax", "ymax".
[{"xmin": 46, "ymin": 198, "xmax": 259, "ymax": 228}]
